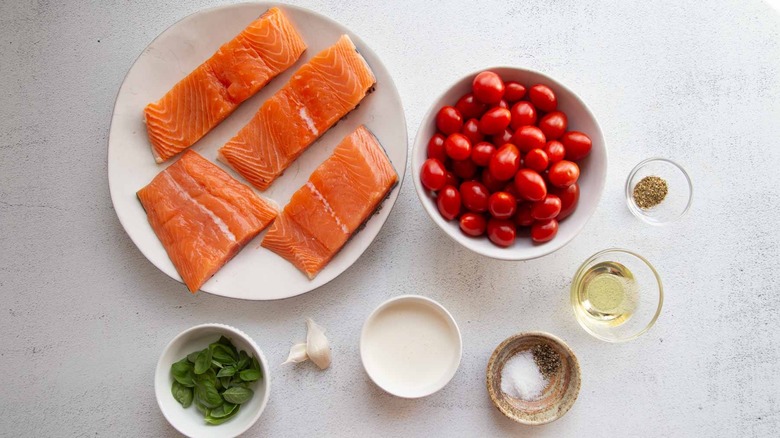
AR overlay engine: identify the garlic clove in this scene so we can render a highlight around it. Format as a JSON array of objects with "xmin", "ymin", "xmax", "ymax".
[
  {"xmin": 282, "ymin": 343, "xmax": 309, "ymax": 365},
  {"xmin": 305, "ymin": 318, "xmax": 331, "ymax": 370}
]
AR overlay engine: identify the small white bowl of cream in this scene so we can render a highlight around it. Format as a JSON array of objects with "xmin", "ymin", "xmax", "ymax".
[{"xmin": 360, "ymin": 295, "xmax": 462, "ymax": 398}]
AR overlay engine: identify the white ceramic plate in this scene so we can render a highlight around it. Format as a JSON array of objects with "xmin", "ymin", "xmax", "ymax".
[{"xmin": 108, "ymin": 3, "xmax": 407, "ymax": 300}]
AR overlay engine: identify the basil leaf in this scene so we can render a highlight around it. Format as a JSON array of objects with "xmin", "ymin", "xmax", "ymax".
[
  {"xmin": 171, "ymin": 359, "xmax": 194, "ymax": 387},
  {"xmin": 205, "ymin": 404, "xmax": 240, "ymax": 425},
  {"xmin": 193, "ymin": 368, "xmax": 216, "ymax": 388},
  {"xmin": 222, "ymin": 386, "xmax": 253, "ymax": 404},
  {"xmin": 236, "ymin": 351, "xmax": 250, "ymax": 370},
  {"xmin": 211, "ymin": 344, "xmax": 238, "ymax": 364},
  {"xmin": 216, "ymin": 366, "xmax": 236, "ymax": 378},
  {"xmin": 239, "ymin": 368, "xmax": 261, "ymax": 382},
  {"xmin": 187, "ymin": 352, "xmax": 200, "ymax": 363},
  {"xmin": 194, "ymin": 348, "xmax": 212, "ymax": 375},
  {"xmin": 196, "ymin": 384, "xmax": 223, "ymax": 408},
  {"xmin": 216, "ymin": 335, "xmax": 233, "ymax": 347},
  {"xmin": 194, "ymin": 395, "xmax": 210, "ymax": 416},
  {"xmin": 171, "ymin": 381, "xmax": 193, "ymax": 408},
  {"xmin": 220, "ymin": 376, "xmax": 232, "ymax": 390},
  {"xmin": 208, "ymin": 402, "xmax": 236, "ymax": 419},
  {"xmin": 229, "ymin": 380, "xmax": 249, "ymax": 389},
  {"xmin": 211, "ymin": 360, "xmax": 223, "ymax": 369},
  {"xmin": 251, "ymin": 356, "xmax": 262, "ymax": 375}
]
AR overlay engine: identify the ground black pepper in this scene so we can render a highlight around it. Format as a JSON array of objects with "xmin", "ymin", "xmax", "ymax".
[{"xmin": 532, "ymin": 344, "xmax": 561, "ymax": 378}]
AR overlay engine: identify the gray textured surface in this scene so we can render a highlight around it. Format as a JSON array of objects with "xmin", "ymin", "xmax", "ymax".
[{"xmin": 1, "ymin": 0, "xmax": 779, "ymax": 436}]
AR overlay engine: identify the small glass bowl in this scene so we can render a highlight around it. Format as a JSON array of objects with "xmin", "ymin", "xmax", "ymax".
[
  {"xmin": 625, "ymin": 158, "xmax": 692, "ymax": 225},
  {"xmin": 571, "ymin": 249, "xmax": 663, "ymax": 343}
]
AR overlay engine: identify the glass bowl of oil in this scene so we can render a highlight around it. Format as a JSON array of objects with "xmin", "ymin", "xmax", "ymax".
[{"xmin": 571, "ymin": 249, "xmax": 663, "ymax": 342}]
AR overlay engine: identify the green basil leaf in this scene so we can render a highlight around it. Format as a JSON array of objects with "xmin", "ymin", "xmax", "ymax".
[
  {"xmin": 251, "ymin": 356, "xmax": 262, "ymax": 374},
  {"xmin": 222, "ymin": 386, "xmax": 253, "ymax": 404},
  {"xmin": 196, "ymin": 384, "xmax": 223, "ymax": 408},
  {"xmin": 194, "ymin": 395, "xmax": 210, "ymax": 416},
  {"xmin": 220, "ymin": 376, "xmax": 232, "ymax": 390},
  {"xmin": 229, "ymin": 380, "xmax": 249, "ymax": 389},
  {"xmin": 171, "ymin": 381, "xmax": 193, "ymax": 408},
  {"xmin": 193, "ymin": 368, "xmax": 216, "ymax": 388},
  {"xmin": 216, "ymin": 335, "xmax": 233, "ymax": 347},
  {"xmin": 208, "ymin": 402, "xmax": 236, "ymax": 419},
  {"xmin": 236, "ymin": 351, "xmax": 250, "ymax": 370},
  {"xmin": 211, "ymin": 360, "xmax": 223, "ymax": 369},
  {"xmin": 239, "ymin": 368, "xmax": 261, "ymax": 382},
  {"xmin": 187, "ymin": 352, "xmax": 200, "ymax": 363},
  {"xmin": 171, "ymin": 358, "xmax": 195, "ymax": 387},
  {"xmin": 216, "ymin": 366, "xmax": 236, "ymax": 378},
  {"xmin": 210, "ymin": 344, "xmax": 238, "ymax": 364},
  {"xmin": 205, "ymin": 404, "xmax": 240, "ymax": 425},
  {"xmin": 194, "ymin": 348, "xmax": 212, "ymax": 375}
]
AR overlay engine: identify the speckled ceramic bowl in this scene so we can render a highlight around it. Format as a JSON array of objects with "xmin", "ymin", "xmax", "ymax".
[{"xmin": 486, "ymin": 332, "xmax": 580, "ymax": 425}]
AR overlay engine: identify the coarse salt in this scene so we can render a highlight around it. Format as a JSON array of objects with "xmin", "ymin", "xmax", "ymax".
[{"xmin": 500, "ymin": 350, "xmax": 548, "ymax": 401}]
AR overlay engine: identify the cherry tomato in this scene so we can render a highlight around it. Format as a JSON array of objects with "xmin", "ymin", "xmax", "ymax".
[
  {"xmin": 487, "ymin": 218, "xmax": 516, "ymax": 247},
  {"xmin": 488, "ymin": 191, "xmax": 517, "ymax": 219},
  {"xmin": 460, "ymin": 181, "xmax": 491, "ymax": 213},
  {"xmin": 452, "ymin": 159, "xmax": 478, "ymax": 179},
  {"xmin": 444, "ymin": 133, "xmax": 471, "ymax": 161},
  {"xmin": 461, "ymin": 118, "xmax": 484, "ymax": 144},
  {"xmin": 420, "ymin": 158, "xmax": 447, "ymax": 191},
  {"xmin": 445, "ymin": 171, "xmax": 460, "ymax": 188},
  {"xmin": 459, "ymin": 212, "xmax": 487, "ymax": 237},
  {"xmin": 509, "ymin": 101, "xmax": 537, "ymax": 130},
  {"xmin": 531, "ymin": 195, "xmax": 562, "ymax": 220},
  {"xmin": 561, "ymin": 131, "xmax": 592, "ymax": 161},
  {"xmin": 436, "ymin": 106, "xmax": 463, "ymax": 135},
  {"xmin": 495, "ymin": 99, "xmax": 509, "ymax": 109},
  {"xmin": 514, "ymin": 169, "xmax": 547, "ymax": 202},
  {"xmin": 479, "ymin": 107, "xmax": 512, "ymax": 135},
  {"xmin": 524, "ymin": 148, "xmax": 549, "ymax": 172},
  {"xmin": 552, "ymin": 183, "xmax": 579, "ymax": 220},
  {"xmin": 471, "ymin": 142, "xmax": 496, "ymax": 167},
  {"xmin": 544, "ymin": 140, "xmax": 566, "ymax": 163},
  {"xmin": 538, "ymin": 111, "xmax": 567, "ymax": 140},
  {"xmin": 531, "ymin": 218, "xmax": 558, "ymax": 243},
  {"xmin": 548, "ymin": 160, "xmax": 580, "ymax": 187},
  {"xmin": 491, "ymin": 128, "xmax": 514, "ymax": 146},
  {"xmin": 528, "ymin": 84, "xmax": 557, "ymax": 112},
  {"xmin": 513, "ymin": 203, "xmax": 534, "ymax": 227},
  {"xmin": 481, "ymin": 169, "xmax": 506, "ymax": 193},
  {"xmin": 455, "ymin": 93, "xmax": 488, "ymax": 120},
  {"xmin": 436, "ymin": 185, "xmax": 461, "ymax": 220},
  {"xmin": 504, "ymin": 81, "xmax": 526, "ymax": 102},
  {"xmin": 427, "ymin": 133, "xmax": 447, "ymax": 162},
  {"xmin": 511, "ymin": 125, "xmax": 546, "ymax": 153},
  {"xmin": 488, "ymin": 143, "xmax": 521, "ymax": 181},
  {"xmin": 503, "ymin": 182, "xmax": 520, "ymax": 199},
  {"xmin": 472, "ymin": 71, "xmax": 505, "ymax": 104}
]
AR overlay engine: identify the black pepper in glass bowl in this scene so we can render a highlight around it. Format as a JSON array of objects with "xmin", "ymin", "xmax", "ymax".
[{"xmin": 625, "ymin": 158, "xmax": 692, "ymax": 225}]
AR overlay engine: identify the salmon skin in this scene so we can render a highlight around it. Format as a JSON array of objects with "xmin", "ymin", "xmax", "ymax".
[
  {"xmin": 144, "ymin": 7, "xmax": 306, "ymax": 163},
  {"xmin": 218, "ymin": 35, "xmax": 376, "ymax": 190},
  {"xmin": 137, "ymin": 151, "xmax": 278, "ymax": 292},
  {"xmin": 261, "ymin": 125, "xmax": 397, "ymax": 279}
]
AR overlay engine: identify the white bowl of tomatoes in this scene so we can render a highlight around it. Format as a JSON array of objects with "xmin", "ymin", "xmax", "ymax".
[{"xmin": 412, "ymin": 67, "xmax": 606, "ymax": 260}]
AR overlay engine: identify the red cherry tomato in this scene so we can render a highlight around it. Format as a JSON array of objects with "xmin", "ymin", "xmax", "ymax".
[
  {"xmin": 514, "ymin": 169, "xmax": 547, "ymax": 202},
  {"xmin": 548, "ymin": 160, "xmax": 580, "ymax": 187},
  {"xmin": 445, "ymin": 171, "xmax": 460, "ymax": 188},
  {"xmin": 538, "ymin": 111, "xmax": 568, "ymax": 140},
  {"xmin": 420, "ymin": 158, "xmax": 447, "ymax": 191},
  {"xmin": 481, "ymin": 169, "xmax": 506, "ymax": 193},
  {"xmin": 511, "ymin": 125, "xmax": 546, "ymax": 153},
  {"xmin": 436, "ymin": 106, "xmax": 463, "ymax": 135},
  {"xmin": 455, "ymin": 93, "xmax": 488, "ymax": 120},
  {"xmin": 513, "ymin": 203, "xmax": 534, "ymax": 227},
  {"xmin": 561, "ymin": 131, "xmax": 592, "ymax": 161},
  {"xmin": 472, "ymin": 71, "xmax": 505, "ymax": 105},
  {"xmin": 524, "ymin": 148, "xmax": 550, "ymax": 172},
  {"xmin": 461, "ymin": 118, "xmax": 484, "ymax": 144},
  {"xmin": 452, "ymin": 159, "xmax": 478, "ymax": 180},
  {"xmin": 460, "ymin": 181, "xmax": 490, "ymax": 213},
  {"xmin": 488, "ymin": 143, "xmax": 521, "ymax": 181},
  {"xmin": 459, "ymin": 212, "xmax": 487, "ymax": 237},
  {"xmin": 427, "ymin": 133, "xmax": 447, "ymax": 162},
  {"xmin": 531, "ymin": 218, "xmax": 558, "ymax": 243},
  {"xmin": 495, "ymin": 99, "xmax": 509, "ymax": 109},
  {"xmin": 436, "ymin": 185, "xmax": 461, "ymax": 220},
  {"xmin": 528, "ymin": 84, "xmax": 557, "ymax": 112},
  {"xmin": 471, "ymin": 142, "xmax": 496, "ymax": 167},
  {"xmin": 503, "ymin": 182, "xmax": 520, "ymax": 199},
  {"xmin": 509, "ymin": 101, "xmax": 537, "ymax": 130},
  {"xmin": 490, "ymin": 128, "xmax": 513, "ymax": 146},
  {"xmin": 488, "ymin": 191, "xmax": 518, "ymax": 220},
  {"xmin": 544, "ymin": 140, "xmax": 566, "ymax": 163},
  {"xmin": 479, "ymin": 107, "xmax": 511, "ymax": 135},
  {"xmin": 552, "ymin": 183, "xmax": 579, "ymax": 220},
  {"xmin": 444, "ymin": 133, "xmax": 472, "ymax": 161},
  {"xmin": 504, "ymin": 82, "xmax": 526, "ymax": 102},
  {"xmin": 487, "ymin": 218, "xmax": 516, "ymax": 247},
  {"xmin": 531, "ymin": 195, "xmax": 562, "ymax": 220}
]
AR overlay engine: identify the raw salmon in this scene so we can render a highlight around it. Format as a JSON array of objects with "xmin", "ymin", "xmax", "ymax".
[
  {"xmin": 218, "ymin": 35, "xmax": 376, "ymax": 190},
  {"xmin": 144, "ymin": 7, "xmax": 306, "ymax": 163},
  {"xmin": 137, "ymin": 150, "xmax": 278, "ymax": 292},
  {"xmin": 261, "ymin": 125, "xmax": 397, "ymax": 279}
]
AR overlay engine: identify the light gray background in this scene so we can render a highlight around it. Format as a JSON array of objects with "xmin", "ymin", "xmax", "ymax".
[{"xmin": 1, "ymin": 0, "xmax": 779, "ymax": 436}]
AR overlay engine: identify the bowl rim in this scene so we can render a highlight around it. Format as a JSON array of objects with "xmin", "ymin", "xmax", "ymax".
[
  {"xmin": 154, "ymin": 323, "xmax": 271, "ymax": 438},
  {"xmin": 411, "ymin": 65, "xmax": 607, "ymax": 261},
  {"xmin": 485, "ymin": 331, "xmax": 581, "ymax": 426},
  {"xmin": 359, "ymin": 294, "xmax": 463, "ymax": 398},
  {"xmin": 570, "ymin": 248, "xmax": 664, "ymax": 342},
  {"xmin": 624, "ymin": 157, "xmax": 693, "ymax": 226}
]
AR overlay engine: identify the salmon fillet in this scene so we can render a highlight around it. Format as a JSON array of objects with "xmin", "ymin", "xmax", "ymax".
[
  {"xmin": 137, "ymin": 151, "xmax": 278, "ymax": 292},
  {"xmin": 144, "ymin": 7, "xmax": 306, "ymax": 163},
  {"xmin": 261, "ymin": 125, "xmax": 397, "ymax": 279},
  {"xmin": 218, "ymin": 35, "xmax": 376, "ymax": 190}
]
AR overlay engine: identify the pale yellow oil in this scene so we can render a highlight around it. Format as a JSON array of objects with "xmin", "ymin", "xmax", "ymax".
[{"xmin": 575, "ymin": 261, "xmax": 638, "ymax": 326}]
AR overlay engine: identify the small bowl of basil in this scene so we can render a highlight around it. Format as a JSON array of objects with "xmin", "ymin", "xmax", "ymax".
[{"xmin": 155, "ymin": 323, "xmax": 270, "ymax": 438}]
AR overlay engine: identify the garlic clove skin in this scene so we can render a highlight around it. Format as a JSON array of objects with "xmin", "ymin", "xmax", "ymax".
[
  {"xmin": 282, "ymin": 343, "xmax": 309, "ymax": 365},
  {"xmin": 305, "ymin": 318, "xmax": 331, "ymax": 370}
]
